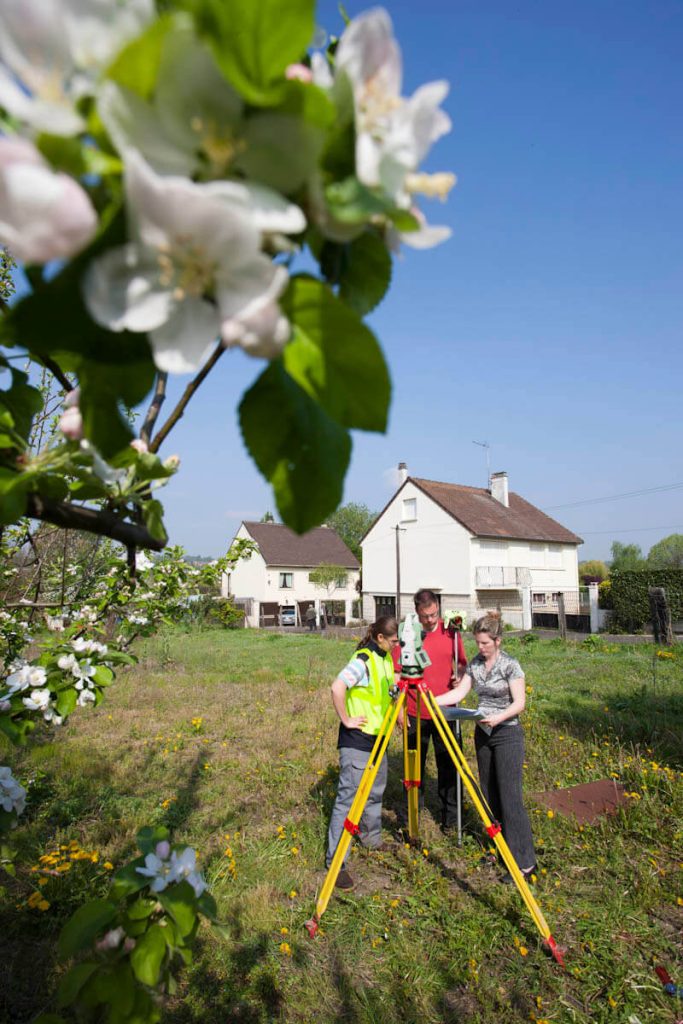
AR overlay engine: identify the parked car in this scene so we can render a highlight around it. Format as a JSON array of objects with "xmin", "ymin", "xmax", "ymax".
[{"xmin": 280, "ymin": 606, "xmax": 296, "ymax": 626}]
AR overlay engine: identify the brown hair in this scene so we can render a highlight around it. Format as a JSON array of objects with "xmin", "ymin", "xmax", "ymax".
[
  {"xmin": 472, "ymin": 610, "xmax": 503, "ymax": 639},
  {"xmin": 358, "ymin": 615, "xmax": 399, "ymax": 650},
  {"xmin": 413, "ymin": 589, "xmax": 440, "ymax": 610}
]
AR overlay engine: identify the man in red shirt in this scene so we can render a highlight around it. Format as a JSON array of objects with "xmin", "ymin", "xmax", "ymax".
[{"xmin": 393, "ymin": 589, "xmax": 467, "ymax": 832}]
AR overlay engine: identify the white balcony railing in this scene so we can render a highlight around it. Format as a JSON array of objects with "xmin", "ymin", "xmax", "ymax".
[{"xmin": 475, "ymin": 566, "xmax": 532, "ymax": 589}]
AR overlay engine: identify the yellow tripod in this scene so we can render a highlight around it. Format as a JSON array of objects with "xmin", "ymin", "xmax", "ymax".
[{"xmin": 305, "ymin": 676, "xmax": 565, "ymax": 967}]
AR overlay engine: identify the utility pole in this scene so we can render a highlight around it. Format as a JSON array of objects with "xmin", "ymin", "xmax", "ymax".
[{"xmin": 395, "ymin": 524, "xmax": 405, "ymax": 619}]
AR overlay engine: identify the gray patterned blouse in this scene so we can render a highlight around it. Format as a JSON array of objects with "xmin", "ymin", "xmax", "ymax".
[{"xmin": 467, "ymin": 650, "xmax": 525, "ymax": 727}]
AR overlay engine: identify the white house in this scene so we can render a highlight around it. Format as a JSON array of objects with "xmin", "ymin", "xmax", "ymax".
[
  {"xmin": 361, "ymin": 466, "xmax": 583, "ymax": 629},
  {"xmin": 223, "ymin": 521, "xmax": 360, "ymax": 628}
]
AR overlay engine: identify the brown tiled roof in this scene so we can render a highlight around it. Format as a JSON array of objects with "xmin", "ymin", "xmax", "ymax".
[
  {"xmin": 410, "ymin": 478, "xmax": 583, "ymax": 544},
  {"xmin": 242, "ymin": 522, "xmax": 360, "ymax": 568}
]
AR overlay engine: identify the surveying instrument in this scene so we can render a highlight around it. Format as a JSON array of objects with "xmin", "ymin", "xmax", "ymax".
[{"xmin": 305, "ymin": 613, "xmax": 565, "ymax": 966}]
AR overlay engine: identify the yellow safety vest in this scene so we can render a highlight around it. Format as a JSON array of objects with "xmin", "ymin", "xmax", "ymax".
[{"xmin": 345, "ymin": 647, "xmax": 394, "ymax": 736}]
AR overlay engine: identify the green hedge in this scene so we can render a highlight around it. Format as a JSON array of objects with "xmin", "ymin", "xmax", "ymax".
[{"xmin": 610, "ymin": 569, "xmax": 683, "ymax": 631}]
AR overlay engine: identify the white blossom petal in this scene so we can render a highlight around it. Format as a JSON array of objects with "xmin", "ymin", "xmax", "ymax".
[
  {"xmin": 149, "ymin": 300, "xmax": 220, "ymax": 374},
  {"xmin": 84, "ymin": 244, "xmax": 173, "ymax": 332}
]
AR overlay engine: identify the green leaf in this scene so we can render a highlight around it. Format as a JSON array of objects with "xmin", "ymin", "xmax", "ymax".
[
  {"xmin": 107, "ymin": 14, "xmax": 178, "ymax": 99},
  {"xmin": 325, "ymin": 176, "xmax": 392, "ymax": 225},
  {"xmin": 78, "ymin": 358, "xmax": 156, "ymax": 458},
  {"xmin": 0, "ymin": 367, "xmax": 43, "ymax": 441},
  {"xmin": 196, "ymin": 890, "xmax": 218, "ymax": 920},
  {"xmin": 57, "ymin": 962, "xmax": 99, "ymax": 1009},
  {"xmin": 136, "ymin": 825, "xmax": 170, "ymax": 855},
  {"xmin": 157, "ymin": 880, "xmax": 198, "ymax": 938},
  {"xmin": 82, "ymin": 963, "xmax": 135, "ymax": 1017},
  {"xmin": 58, "ymin": 900, "xmax": 118, "ymax": 959},
  {"xmin": 109, "ymin": 858, "xmax": 148, "ymax": 901},
  {"xmin": 333, "ymin": 231, "xmax": 392, "ymax": 316},
  {"xmin": 55, "ymin": 688, "xmax": 78, "ymax": 718},
  {"xmin": 127, "ymin": 898, "xmax": 157, "ymax": 921},
  {"xmin": 0, "ymin": 469, "xmax": 31, "ymax": 527},
  {"xmin": 0, "ymin": 713, "xmax": 35, "ymax": 746},
  {"xmin": 198, "ymin": 0, "xmax": 315, "ymax": 105},
  {"xmin": 92, "ymin": 665, "xmax": 114, "ymax": 686},
  {"xmin": 280, "ymin": 276, "xmax": 391, "ymax": 432},
  {"xmin": 129, "ymin": 923, "xmax": 167, "ymax": 986},
  {"xmin": 142, "ymin": 499, "xmax": 167, "ymax": 543},
  {"xmin": 239, "ymin": 361, "xmax": 351, "ymax": 533}
]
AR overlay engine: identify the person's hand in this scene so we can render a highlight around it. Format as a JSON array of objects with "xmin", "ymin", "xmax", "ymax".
[
  {"xmin": 479, "ymin": 713, "xmax": 505, "ymax": 728},
  {"xmin": 344, "ymin": 715, "xmax": 367, "ymax": 730}
]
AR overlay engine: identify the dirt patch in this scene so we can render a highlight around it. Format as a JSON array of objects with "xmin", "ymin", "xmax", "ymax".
[{"xmin": 531, "ymin": 778, "xmax": 628, "ymax": 823}]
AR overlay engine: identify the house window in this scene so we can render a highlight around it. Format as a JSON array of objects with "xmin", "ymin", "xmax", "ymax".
[
  {"xmin": 401, "ymin": 497, "xmax": 417, "ymax": 521},
  {"xmin": 279, "ymin": 572, "xmax": 293, "ymax": 588},
  {"xmin": 548, "ymin": 545, "xmax": 562, "ymax": 569},
  {"xmin": 532, "ymin": 592, "xmax": 546, "ymax": 605}
]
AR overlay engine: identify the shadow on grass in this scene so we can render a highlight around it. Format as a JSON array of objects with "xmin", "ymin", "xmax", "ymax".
[{"xmin": 546, "ymin": 686, "xmax": 683, "ymax": 765}]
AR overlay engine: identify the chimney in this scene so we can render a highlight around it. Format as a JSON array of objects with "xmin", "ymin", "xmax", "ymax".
[
  {"xmin": 490, "ymin": 471, "xmax": 509, "ymax": 507},
  {"xmin": 397, "ymin": 461, "xmax": 408, "ymax": 486}
]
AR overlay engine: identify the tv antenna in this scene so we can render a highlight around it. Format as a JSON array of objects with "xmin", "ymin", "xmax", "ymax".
[{"xmin": 472, "ymin": 440, "xmax": 491, "ymax": 489}]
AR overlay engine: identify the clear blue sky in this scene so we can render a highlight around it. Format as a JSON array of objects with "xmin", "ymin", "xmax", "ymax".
[
  {"xmin": 17, "ymin": 1, "xmax": 683, "ymax": 560},
  {"xmin": 157, "ymin": 0, "xmax": 683, "ymax": 559}
]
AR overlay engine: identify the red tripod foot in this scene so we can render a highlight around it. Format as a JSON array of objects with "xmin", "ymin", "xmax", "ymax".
[
  {"xmin": 544, "ymin": 935, "xmax": 566, "ymax": 967},
  {"xmin": 304, "ymin": 916, "xmax": 319, "ymax": 938}
]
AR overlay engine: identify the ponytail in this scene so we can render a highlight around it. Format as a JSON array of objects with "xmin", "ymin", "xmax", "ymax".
[{"xmin": 358, "ymin": 615, "xmax": 399, "ymax": 650}]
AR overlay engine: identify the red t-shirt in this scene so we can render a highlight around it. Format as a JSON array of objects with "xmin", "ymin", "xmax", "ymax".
[{"xmin": 392, "ymin": 621, "xmax": 467, "ymax": 719}]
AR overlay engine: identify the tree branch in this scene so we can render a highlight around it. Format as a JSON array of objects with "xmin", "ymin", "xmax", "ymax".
[
  {"xmin": 25, "ymin": 495, "xmax": 166, "ymax": 551},
  {"xmin": 36, "ymin": 355, "xmax": 74, "ymax": 393},
  {"xmin": 140, "ymin": 371, "xmax": 168, "ymax": 444},
  {"xmin": 149, "ymin": 344, "xmax": 225, "ymax": 454}
]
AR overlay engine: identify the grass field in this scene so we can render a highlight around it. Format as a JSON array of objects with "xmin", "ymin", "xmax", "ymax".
[{"xmin": 2, "ymin": 629, "xmax": 682, "ymax": 1024}]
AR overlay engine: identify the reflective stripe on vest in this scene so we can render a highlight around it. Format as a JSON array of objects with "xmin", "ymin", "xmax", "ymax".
[{"xmin": 345, "ymin": 647, "xmax": 393, "ymax": 735}]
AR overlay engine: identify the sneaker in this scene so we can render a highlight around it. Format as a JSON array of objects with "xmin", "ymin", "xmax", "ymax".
[
  {"xmin": 500, "ymin": 864, "xmax": 537, "ymax": 885},
  {"xmin": 335, "ymin": 869, "xmax": 355, "ymax": 890}
]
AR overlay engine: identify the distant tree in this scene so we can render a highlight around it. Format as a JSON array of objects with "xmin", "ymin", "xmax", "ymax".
[
  {"xmin": 308, "ymin": 563, "xmax": 349, "ymax": 593},
  {"xmin": 260, "ymin": 511, "xmax": 275, "ymax": 522},
  {"xmin": 646, "ymin": 533, "xmax": 683, "ymax": 569},
  {"xmin": 578, "ymin": 559, "xmax": 609, "ymax": 582},
  {"xmin": 609, "ymin": 541, "xmax": 644, "ymax": 572},
  {"xmin": 326, "ymin": 502, "xmax": 375, "ymax": 560}
]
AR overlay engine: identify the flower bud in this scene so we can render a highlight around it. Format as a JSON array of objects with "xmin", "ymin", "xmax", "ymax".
[
  {"xmin": 130, "ymin": 438, "xmax": 149, "ymax": 454},
  {"xmin": 285, "ymin": 63, "xmax": 313, "ymax": 83},
  {"xmin": 59, "ymin": 405, "xmax": 83, "ymax": 441},
  {"xmin": 155, "ymin": 840, "xmax": 171, "ymax": 859}
]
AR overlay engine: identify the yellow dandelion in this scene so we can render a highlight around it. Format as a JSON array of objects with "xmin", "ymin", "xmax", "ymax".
[
  {"xmin": 103, "ymin": 862, "xmax": 114, "ymax": 870},
  {"xmin": 519, "ymin": 945, "xmax": 528, "ymax": 957},
  {"xmin": 289, "ymin": 890, "xmax": 298, "ymax": 899},
  {"xmin": 422, "ymin": 848, "xmax": 429, "ymax": 857},
  {"xmin": 546, "ymin": 810, "xmax": 554, "ymax": 819},
  {"xmin": 608, "ymin": 996, "xmax": 617, "ymax": 1008},
  {"xmin": 279, "ymin": 942, "xmax": 291, "ymax": 956},
  {"xmin": 290, "ymin": 846, "xmax": 299, "ymax": 856},
  {"xmin": 38, "ymin": 877, "xmax": 49, "ymax": 888},
  {"xmin": 280, "ymin": 927, "xmax": 289, "ymax": 936},
  {"xmin": 389, "ymin": 899, "xmax": 400, "ymax": 908},
  {"xmin": 38, "ymin": 899, "xmax": 50, "ymax": 911}
]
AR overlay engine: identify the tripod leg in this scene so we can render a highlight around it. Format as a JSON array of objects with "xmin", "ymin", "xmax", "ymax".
[
  {"xmin": 405, "ymin": 692, "xmax": 421, "ymax": 839},
  {"xmin": 455, "ymin": 719, "xmax": 463, "ymax": 846},
  {"xmin": 305, "ymin": 691, "xmax": 406, "ymax": 936},
  {"xmin": 422, "ymin": 690, "xmax": 565, "ymax": 966}
]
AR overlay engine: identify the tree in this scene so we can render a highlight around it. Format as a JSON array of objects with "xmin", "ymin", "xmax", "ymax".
[
  {"xmin": 609, "ymin": 541, "xmax": 644, "ymax": 572},
  {"xmin": 260, "ymin": 511, "xmax": 275, "ymax": 522},
  {"xmin": 578, "ymin": 559, "xmax": 609, "ymax": 582},
  {"xmin": 326, "ymin": 503, "xmax": 376, "ymax": 560},
  {"xmin": 646, "ymin": 534, "xmax": 683, "ymax": 569},
  {"xmin": 308, "ymin": 562, "xmax": 349, "ymax": 592}
]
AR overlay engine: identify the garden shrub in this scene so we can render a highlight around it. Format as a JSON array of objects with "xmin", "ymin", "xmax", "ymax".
[
  {"xmin": 610, "ymin": 569, "xmax": 683, "ymax": 632},
  {"xmin": 210, "ymin": 599, "xmax": 245, "ymax": 630}
]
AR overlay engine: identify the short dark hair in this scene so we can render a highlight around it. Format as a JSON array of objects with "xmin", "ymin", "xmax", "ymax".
[{"xmin": 413, "ymin": 589, "xmax": 440, "ymax": 610}]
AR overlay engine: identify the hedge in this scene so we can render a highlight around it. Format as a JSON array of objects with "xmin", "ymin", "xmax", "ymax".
[{"xmin": 610, "ymin": 569, "xmax": 683, "ymax": 631}]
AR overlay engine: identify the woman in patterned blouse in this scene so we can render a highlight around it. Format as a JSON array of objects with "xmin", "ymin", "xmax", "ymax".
[{"xmin": 435, "ymin": 610, "xmax": 536, "ymax": 881}]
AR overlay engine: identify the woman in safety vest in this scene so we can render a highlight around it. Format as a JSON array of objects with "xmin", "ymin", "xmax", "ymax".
[{"xmin": 325, "ymin": 615, "xmax": 399, "ymax": 890}]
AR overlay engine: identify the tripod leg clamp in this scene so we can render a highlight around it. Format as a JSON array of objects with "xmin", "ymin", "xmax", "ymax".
[
  {"xmin": 343, "ymin": 818, "xmax": 360, "ymax": 836},
  {"xmin": 486, "ymin": 822, "xmax": 502, "ymax": 838},
  {"xmin": 403, "ymin": 780, "xmax": 420, "ymax": 789}
]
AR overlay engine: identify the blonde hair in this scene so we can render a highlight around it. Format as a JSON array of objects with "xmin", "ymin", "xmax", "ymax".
[{"xmin": 472, "ymin": 610, "xmax": 503, "ymax": 639}]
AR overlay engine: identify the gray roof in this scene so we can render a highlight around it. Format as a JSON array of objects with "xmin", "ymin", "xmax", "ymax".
[{"xmin": 242, "ymin": 522, "xmax": 360, "ymax": 568}]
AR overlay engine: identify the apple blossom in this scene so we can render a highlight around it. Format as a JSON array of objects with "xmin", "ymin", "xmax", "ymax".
[
  {"xmin": 0, "ymin": 766, "xmax": 26, "ymax": 815},
  {"xmin": 334, "ymin": 9, "xmax": 451, "ymax": 200},
  {"xmin": 22, "ymin": 688, "xmax": 62, "ymax": 725},
  {"xmin": 5, "ymin": 662, "xmax": 47, "ymax": 695},
  {"xmin": 0, "ymin": 0, "xmax": 154, "ymax": 135},
  {"xmin": 169, "ymin": 847, "xmax": 206, "ymax": 897},
  {"xmin": 0, "ymin": 137, "xmax": 98, "ymax": 265},
  {"xmin": 59, "ymin": 405, "xmax": 84, "ymax": 441},
  {"xmin": 83, "ymin": 151, "xmax": 292, "ymax": 373}
]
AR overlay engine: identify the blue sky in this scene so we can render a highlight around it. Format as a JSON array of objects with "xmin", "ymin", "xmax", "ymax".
[
  {"xmin": 155, "ymin": 0, "xmax": 682, "ymax": 558},
  {"xmin": 12, "ymin": 1, "xmax": 682, "ymax": 560}
]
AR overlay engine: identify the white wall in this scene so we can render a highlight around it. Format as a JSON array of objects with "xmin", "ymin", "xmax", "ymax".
[
  {"xmin": 470, "ymin": 538, "xmax": 579, "ymax": 591},
  {"xmin": 362, "ymin": 482, "xmax": 472, "ymax": 612},
  {"xmin": 227, "ymin": 525, "xmax": 268, "ymax": 601}
]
